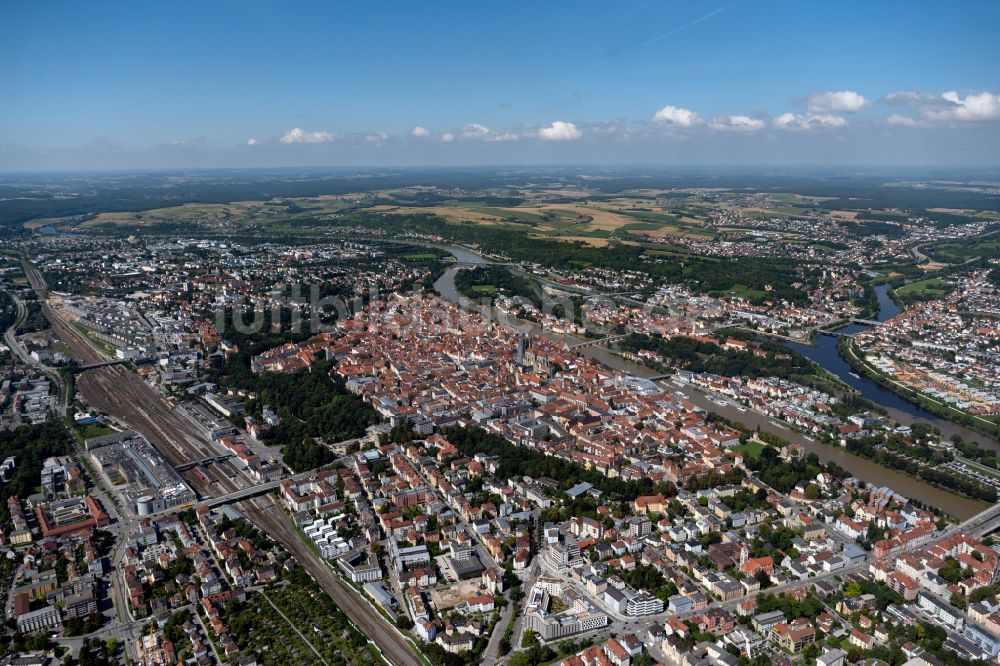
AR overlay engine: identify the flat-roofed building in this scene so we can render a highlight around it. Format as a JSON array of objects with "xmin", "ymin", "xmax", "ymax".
[{"xmin": 16, "ymin": 604, "xmax": 61, "ymax": 634}]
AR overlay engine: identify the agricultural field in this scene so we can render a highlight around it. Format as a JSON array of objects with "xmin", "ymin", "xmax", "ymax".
[
  {"xmin": 369, "ymin": 204, "xmax": 513, "ymax": 226},
  {"xmin": 369, "ymin": 196, "xmax": 718, "ymax": 245},
  {"xmin": 81, "ymin": 198, "xmax": 357, "ymax": 230},
  {"xmin": 72, "ymin": 195, "xmax": 378, "ymax": 235}
]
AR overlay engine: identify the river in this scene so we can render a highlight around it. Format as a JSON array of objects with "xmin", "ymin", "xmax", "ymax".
[
  {"xmin": 429, "ymin": 244, "xmax": 989, "ymax": 519},
  {"xmin": 37, "ymin": 225, "xmax": 86, "ymax": 238},
  {"xmin": 775, "ymin": 284, "xmax": 1000, "ymax": 453}
]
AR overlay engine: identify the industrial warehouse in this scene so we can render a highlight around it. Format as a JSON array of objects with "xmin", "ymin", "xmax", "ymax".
[{"xmin": 85, "ymin": 430, "xmax": 196, "ymax": 515}]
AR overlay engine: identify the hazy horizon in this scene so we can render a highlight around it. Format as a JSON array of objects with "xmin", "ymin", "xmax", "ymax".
[{"xmin": 4, "ymin": 1, "xmax": 1000, "ymax": 170}]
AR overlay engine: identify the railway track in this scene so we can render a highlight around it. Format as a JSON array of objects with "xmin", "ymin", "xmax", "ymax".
[
  {"xmin": 24, "ymin": 258, "xmax": 423, "ymax": 664},
  {"xmin": 239, "ymin": 496, "xmax": 424, "ymax": 666},
  {"xmin": 25, "ymin": 260, "xmax": 239, "ymax": 495}
]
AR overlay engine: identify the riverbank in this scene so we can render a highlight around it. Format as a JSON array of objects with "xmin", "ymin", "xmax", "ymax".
[
  {"xmin": 837, "ymin": 337, "xmax": 1000, "ymax": 440},
  {"xmin": 766, "ymin": 288, "xmax": 999, "ymax": 453},
  {"xmin": 614, "ymin": 342, "xmax": 997, "ymax": 505},
  {"xmin": 605, "ymin": 351, "xmax": 991, "ymax": 520},
  {"xmin": 429, "ymin": 249, "xmax": 989, "ymax": 519}
]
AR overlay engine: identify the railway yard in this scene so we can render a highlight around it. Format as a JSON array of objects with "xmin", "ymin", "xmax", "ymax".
[{"xmin": 14, "ymin": 258, "xmax": 425, "ymax": 666}]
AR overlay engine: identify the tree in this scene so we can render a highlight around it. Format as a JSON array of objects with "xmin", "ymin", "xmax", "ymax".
[
  {"xmin": 507, "ymin": 653, "xmax": 534, "ymax": 666},
  {"xmin": 938, "ymin": 557, "xmax": 963, "ymax": 584},
  {"xmin": 755, "ymin": 569, "xmax": 771, "ymax": 589}
]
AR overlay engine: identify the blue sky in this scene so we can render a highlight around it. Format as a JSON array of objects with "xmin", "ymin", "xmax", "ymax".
[{"xmin": 2, "ymin": 0, "xmax": 999, "ymax": 169}]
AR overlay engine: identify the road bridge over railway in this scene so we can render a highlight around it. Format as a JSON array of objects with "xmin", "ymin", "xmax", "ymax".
[
  {"xmin": 143, "ymin": 479, "xmax": 282, "ymax": 519},
  {"xmin": 201, "ymin": 480, "xmax": 281, "ymax": 507},
  {"xmin": 76, "ymin": 359, "xmax": 129, "ymax": 371},
  {"xmin": 175, "ymin": 454, "xmax": 234, "ymax": 472}
]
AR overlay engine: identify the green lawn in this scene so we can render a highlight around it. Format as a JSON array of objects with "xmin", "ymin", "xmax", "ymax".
[
  {"xmin": 895, "ymin": 277, "xmax": 952, "ymax": 301},
  {"xmin": 75, "ymin": 421, "xmax": 114, "ymax": 439},
  {"xmin": 731, "ymin": 441, "xmax": 764, "ymax": 459},
  {"xmin": 470, "ymin": 284, "xmax": 498, "ymax": 295},
  {"xmin": 714, "ymin": 284, "xmax": 769, "ymax": 301}
]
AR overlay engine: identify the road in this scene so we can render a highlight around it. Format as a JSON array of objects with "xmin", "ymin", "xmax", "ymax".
[
  {"xmin": 481, "ymin": 594, "xmax": 517, "ymax": 665},
  {"xmin": 909, "ymin": 243, "xmax": 930, "ymax": 265},
  {"xmin": 2, "ymin": 286, "xmax": 68, "ymax": 415}
]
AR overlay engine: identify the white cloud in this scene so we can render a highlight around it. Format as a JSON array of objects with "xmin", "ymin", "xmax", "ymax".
[
  {"xmin": 489, "ymin": 131, "xmax": 520, "ymax": 142},
  {"xmin": 930, "ymin": 90, "xmax": 1000, "ymax": 122},
  {"xmin": 246, "ymin": 138, "xmax": 258, "ymax": 146},
  {"xmin": 886, "ymin": 114, "xmax": 920, "ymax": 127},
  {"xmin": 537, "ymin": 121, "xmax": 582, "ymax": 141},
  {"xmin": 410, "ymin": 126, "xmax": 430, "ymax": 137},
  {"xmin": 588, "ymin": 120, "xmax": 640, "ymax": 141},
  {"xmin": 364, "ymin": 131, "xmax": 389, "ymax": 143},
  {"xmin": 652, "ymin": 105, "xmax": 700, "ymax": 127},
  {"xmin": 884, "ymin": 90, "xmax": 933, "ymax": 106},
  {"xmin": 279, "ymin": 127, "xmax": 335, "ymax": 144},
  {"xmin": 454, "ymin": 122, "xmax": 520, "ymax": 142},
  {"xmin": 806, "ymin": 90, "xmax": 869, "ymax": 113},
  {"xmin": 773, "ymin": 112, "xmax": 847, "ymax": 130},
  {"xmin": 884, "ymin": 89, "xmax": 1000, "ymax": 124},
  {"xmin": 460, "ymin": 123, "xmax": 492, "ymax": 139},
  {"xmin": 772, "ymin": 113, "xmax": 797, "ymax": 129},
  {"xmin": 164, "ymin": 136, "xmax": 207, "ymax": 147},
  {"xmin": 708, "ymin": 115, "xmax": 764, "ymax": 132}
]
